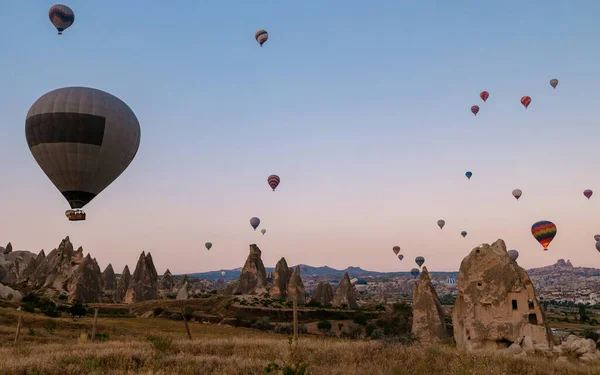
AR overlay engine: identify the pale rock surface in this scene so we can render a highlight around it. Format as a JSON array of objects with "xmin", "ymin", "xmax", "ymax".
[
  {"xmin": 18, "ymin": 250, "xmax": 45, "ymax": 284},
  {"xmin": 176, "ymin": 281, "xmax": 190, "ymax": 300},
  {"xmin": 452, "ymin": 239, "xmax": 552, "ymax": 351},
  {"xmin": 506, "ymin": 343, "xmax": 523, "ymax": 355},
  {"xmin": 0, "ymin": 283, "xmax": 21, "ymax": 301},
  {"xmin": 270, "ymin": 257, "xmax": 292, "ymax": 300},
  {"xmin": 332, "ymin": 272, "xmax": 358, "ymax": 309},
  {"xmin": 411, "ymin": 267, "xmax": 448, "ymax": 347},
  {"xmin": 312, "ymin": 281, "xmax": 334, "ymax": 305},
  {"xmin": 522, "ymin": 336, "xmax": 535, "ymax": 354},
  {"xmin": 227, "ymin": 244, "xmax": 268, "ymax": 295},
  {"xmin": 555, "ymin": 356, "xmax": 569, "ymax": 364},
  {"xmin": 286, "ymin": 267, "xmax": 306, "ymax": 305}
]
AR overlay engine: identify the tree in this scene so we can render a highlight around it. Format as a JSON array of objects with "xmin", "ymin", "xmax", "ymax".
[
  {"xmin": 579, "ymin": 304, "xmax": 590, "ymax": 322},
  {"xmin": 317, "ymin": 320, "xmax": 332, "ymax": 332}
]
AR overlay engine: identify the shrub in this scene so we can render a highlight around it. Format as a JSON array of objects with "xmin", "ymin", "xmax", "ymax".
[
  {"xmin": 22, "ymin": 293, "xmax": 40, "ymax": 305},
  {"xmin": 22, "ymin": 303, "xmax": 36, "ymax": 313},
  {"xmin": 153, "ymin": 307, "xmax": 164, "ymax": 316},
  {"xmin": 375, "ymin": 304, "xmax": 386, "ymax": 311},
  {"xmin": 298, "ymin": 324, "xmax": 308, "ymax": 334},
  {"xmin": 582, "ymin": 328, "xmax": 600, "ymax": 342},
  {"xmin": 42, "ymin": 305, "xmax": 60, "ymax": 318},
  {"xmin": 307, "ymin": 300, "xmax": 323, "ymax": 308},
  {"xmin": 365, "ymin": 323, "xmax": 377, "ymax": 337},
  {"xmin": 317, "ymin": 320, "xmax": 332, "ymax": 332},
  {"xmin": 183, "ymin": 306, "xmax": 195, "ymax": 321},
  {"xmin": 28, "ymin": 328, "xmax": 37, "ymax": 336},
  {"xmin": 369, "ymin": 328, "xmax": 383, "ymax": 340},
  {"xmin": 275, "ymin": 324, "xmax": 293, "ymax": 335},
  {"xmin": 68, "ymin": 302, "xmax": 87, "ymax": 317},
  {"xmin": 263, "ymin": 293, "xmax": 271, "ymax": 298},
  {"xmin": 252, "ymin": 317, "xmax": 274, "ymax": 331},
  {"xmin": 146, "ymin": 335, "xmax": 173, "ymax": 353},
  {"xmin": 44, "ymin": 319, "xmax": 57, "ymax": 334},
  {"xmin": 338, "ymin": 323, "xmax": 344, "ymax": 331},
  {"xmin": 58, "ymin": 294, "xmax": 68, "ymax": 301},
  {"xmin": 341, "ymin": 323, "xmax": 362, "ymax": 339},
  {"xmin": 353, "ymin": 313, "xmax": 368, "ymax": 326}
]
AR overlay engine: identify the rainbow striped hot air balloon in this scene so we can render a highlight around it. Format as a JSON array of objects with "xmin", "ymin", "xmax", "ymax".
[{"xmin": 531, "ymin": 220, "xmax": 557, "ymax": 251}]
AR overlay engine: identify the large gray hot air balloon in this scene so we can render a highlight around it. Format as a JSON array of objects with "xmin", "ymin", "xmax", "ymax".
[
  {"xmin": 437, "ymin": 219, "xmax": 445, "ymax": 229},
  {"xmin": 596, "ymin": 241, "xmax": 600, "ymax": 252},
  {"xmin": 26, "ymin": 87, "xmax": 141, "ymax": 221},
  {"xmin": 250, "ymin": 217, "xmax": 260, "ymax": 230},
  {"xmin": 507, "ymin": 249, "xmax": 519, "ymax": 262}
]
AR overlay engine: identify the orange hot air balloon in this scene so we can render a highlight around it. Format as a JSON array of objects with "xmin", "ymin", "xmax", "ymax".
[
  {"xmin": 480, "ymin": 91, "xmax": 489, "ymax": 102},
  {"xmin": 521, "ymin": 96, "xmax": 531, "ymax": 109},
  {"xmin": 471, "ymin": 105, "xmax": 479, "ymax": 116}
]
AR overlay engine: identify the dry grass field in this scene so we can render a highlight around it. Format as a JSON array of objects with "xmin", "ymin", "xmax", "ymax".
[{"xmin": 2, "ymin": 307, "xmax": 600, "ymax": 374}]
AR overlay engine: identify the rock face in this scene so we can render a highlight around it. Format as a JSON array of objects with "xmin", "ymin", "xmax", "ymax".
[
  {"xmin": 3, "ymin": 242, "xmax": 12, "ymax": 254},
  {"xmin": 102, "ymin": 264, "xmax": 116, "ymax": 290},
  {"xmin": 115, "ymin": 265, "xmax": 131, "ymax": 303},
  {"xmin": 159, "ymin": 269, "xmax": 174, "ymax": 291},
  {"xmin": 313, "ymin": 281, "xmax": 334, "ymax": 305},
  {"xmin": 124, "ymin": 252, "xmax": 158, "ymax": 303},
  {"xmin": 270, "ymin": 257, "xmax": 293, "ymax": 300},
  {"xmin": 332, "ymin": 272, "xmax": 358, "ymax": 309},
  {"xmin": 0, "ymin": 247, "xmax": 37, "ymax": 285},
  {"xmin": 67, "ymin": 254, "xmax": 104, "ymax": 302},
  {"xmin": 18, "ymin": 250, "xmax": 45, "ymax": 284},
  {"xmin": 227, "ymin": 244, "xmax": 268, "ymax": 295},
  {"xmin": 286, "ymin": 267, "xmax": 306, "ymax": 304},
  {"xmin": 176, "ymin": 281, "xmax": 190, "ymax": 300},
  {"xmin": 411, "ymin": 267, "xmax": 448, "ymax": 347},
  {"xmin": 0, "ymin": 283, "xmax": 22, "ymax": 301},
  {"xmin": 453, "ymin": 239, "xmax": 552, "ymax": 351}
]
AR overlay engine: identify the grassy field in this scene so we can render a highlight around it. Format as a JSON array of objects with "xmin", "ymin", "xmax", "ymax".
[{"xmin": 2, "ymin": 307, "xmax": 600, "ymax": 374}]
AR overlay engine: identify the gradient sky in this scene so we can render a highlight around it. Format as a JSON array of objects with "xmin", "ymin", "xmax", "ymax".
[{"xmin": 1, "ymin": 1, "xmax": 600, "ymax": 274}]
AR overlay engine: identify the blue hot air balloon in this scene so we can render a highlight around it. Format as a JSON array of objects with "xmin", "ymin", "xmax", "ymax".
[
  {"xmin": 465, "ymin": 171, "xmax": 472, "ymax": 180},
  {"xmin": 250, "ymin": 217, "xmax": 260, "ymax": 230},
  {"xmin": 410, "ymin": 268, "xmax": 420, "ymax": 277},
  {"xmin": 415, "ymin": 256, "xmax": 425, "ymax": 268}
]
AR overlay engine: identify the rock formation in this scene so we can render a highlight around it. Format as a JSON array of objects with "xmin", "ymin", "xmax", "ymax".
[
  {"xmin": 123, "ymin": 252, "xmax": 158, "ymax": 303},
  {"xmin": 159, "ymin": 269, "xmax": 174, "ymax": 291},
  {"xmin": 30, "ymin": 237, "xmax": 77, "ymax": 289},
  {"xmin": 227, "ymin": 244, "xmax": 268, "ymax": 295},
  {"xmin": 286, "ymin": 267, "xmax": 306, "ymax": 305},
  {"xmin": 176, "ymin": 281, "xmax": 190, "ymax": 300},
  {"xmin": 18, "ymin": 250, "xmax": 45, "ymax": 283},
  {"xmin": 67, "ymin": 254, "xmax": 104, "ymax": 302},
  {"xmin": 332, "ymin": 272, "xmax": 358, "ymax": 309},
  {"xmin": 115, "ymin": 265, "xmax": 131, "ymax": 303},
  {"xmin": 3, "ymin": 242, "xmax": 12, "ymax": 254},
  {"xmin": 312, "ymin": 281, "xmax": 334, "ymax": 305},
  {"xmin": 0, "ymin": 246, "xmax": 37, "ymax": 285},
  {"xmin": 0, "ymin": 283, "xmax": 21, "ymax": 301},
  {"xmin": 411, "ymin": 267, "xmax": 448, "ymax": 347},
  {"xmin": 270, "ymin": 257, "xmax": 293, "ymax": 299},
  {"xmin": 102, "ymin": 264, "xmax": 116, "ymax": 290},
  {"xmin": 453, "ymin": 239, "xmax": 552, "ymax": 351}
]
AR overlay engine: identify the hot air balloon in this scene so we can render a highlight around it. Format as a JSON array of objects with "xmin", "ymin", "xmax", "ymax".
[
  {"xmin": 410, "ymin": 268, "xmax": 420, "ymax": 277},
  {"xmin": 26, "ymin": 87, "xmax": 141, "ymax": 221},
  {"xmin": 550, "ymin": 79, "xmax": 559, "ymax": 89},
  {"xmin": 205, "ymin": 242, "xmax": 212, "ymax": 251},
  {"xmin": 221, "ymin": 271, "xmax": 226, "ymax": 276},
  {"xmin": 465, "ymin": 171, "xmax": 472, "ymax": 180},
  {"xmin": 471, "ymin": 105, "xmax": 479, "ymax": 116},
  {"xmin": 594, "ymin": 235, "xmax": 600, "ymax": 242},
  {"xmin": 507, "ymin": 249, "xmax": 519, "ymax": 262},
  {"xmin": 217, "ymin": 278, "xmax": 225, "ymax": 285},
  {"xmin": 49, "ymin": 4, "xmax": 74, "ymax": 35},
  {"xmin": 250, "ymin": 217, "xmax": 260, "ymax": 230},
  {"xmin": 584, "ymin": 189, "xmax": 593, "ymax": 199},
  {"xmin": 415, "ymin": 256, "xmax": 425, "ymax": 268},
  {"xmin": 437, "ymin": 220, "xmax": 445, "ymax": 229},
  {"xmin": 531, "ymin": 220, "xmax": 557, "ymax": 251},
  {"xmin": 266, "ymin": 272, "xmax": 273, "ymax": 282},
  {"xmin": 255, "ymin": 29, "xmax": 268, "ymax": 47},
  {"xmin": 521, "ymin": 96, "xmax": 531, "ymax": 109},
  {"xmin": 267, "ymin": 175, "xmax": 280, "ymax": 191},
  {"xmin": 302, "ymin": 266, "xmax": 308, "ymax": 272},
  {"xmin": 480, "ymin": 91, "xmax": 489, "ymax": 102},
  {"xmin": 596, "ymin": 241, "xmax": 600, "ymax": 252},
  {"xmin": 512, "ymin": 189, "xmax": 522, "ymax": 200},
  {"xmin": 461, "ymin": 231, "xmax": 467, "ymax": 238},
  {"xmin": 393, "ymin": 246, "xmax": 400, "ymax": 255},
  {"xmin": 398, "ymin": 254, "xmax": 404, "ymax": 261},
  {"xmin": 261, "ymin": 229, "xmax": 266, "ymax": 235}
]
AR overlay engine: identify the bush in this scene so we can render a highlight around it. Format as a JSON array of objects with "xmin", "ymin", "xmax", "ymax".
[
  {"xmin": 353, "ymin": 313, "xmax": 368, "ymax": 326},
  {"xmin": 338, "ymin": 323, "xmax": 344, "ymax": 331},
  {"xmin": 252, "ymin": 317, "xmax": 274, "ymax": 331},
  {"xmin": 28, "ymin": 328, "xmax": 36, "ymax": 336},
  {"xmin": 21, "ymin": 303, "xmax": 36, "ymax": 313},
  {"xmin": 44, "ymin": 319, "xmax": 57, "ymax": 334},
  {"xmin": 58, "ymin": 294, "xmax": 68, "ymax": 301},
  {"xmin": 375, "ymin": 304, "xmax": 386, "ymax": 311},
  {"xmin": 307, "ymin": 300, "xmax": 323, "ymax": 308},
  {"xmin": 183, "ymin": 306, "xmax": 195, "ymax": 321},
  {"xmin": 365, "ymin": 323, "xmax": 377, "ymax": 337},
  {"xmin": 153, "ymin": 307, "xmax": 164, "ymax": 316},
  {"xmin": 298, "ymin": 324, "xmax": 308, "ymax": 334},
  {"xmin": 341, "ymin": 323, "xmax": 362, "ymax": 339},
  {"xmin": 369, "ymin": 328, "xmax": 383, "ymax": 340},
  {"xmin": 263, "ymin": 293, "xmax": 271, "ymax": 298},
  {"xmin": 42, "ymin": 305, "xmax": 60, "ymax": 318},
  {"xmin": 22, "ymin": 293, "xmax": 40, "ymax": 305},
  {"xmin": 146, "ymin": 335, "xmax": 173, "ymax": 353},
  {"xmin": 317, "ymin": 320, "xmax": 332, "ymax": 332},
  {"xmin": 68, "ymin": 302, "xmax": 87, "ymax": 317},
  {"xmin": 275, "ymin": 324, "xmax": 293, "ymax": 335},
  {"xmin": 582, "ymin": 328, "xmax": 600, "ymax": 342}
]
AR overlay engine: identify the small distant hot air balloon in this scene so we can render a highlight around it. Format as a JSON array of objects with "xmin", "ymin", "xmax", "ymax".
[
  {"xmin": 507, "ymin": 249, "xmax": 519, "ymax": 262},
  {"xmin": 531, "ymin": 220, "xmax": 557, "ymax": 251},
  {"xmin": 415, "ymin": 256, "xmax": 425, "ymax": 268},
  {"xmin": 49, "ymin": 4, "xmax": 74, "ymax": 35},
  {"xmin": 521, "ymin": 96, "xmax": 531, "ymax": 109},
  {"xmin": 261, "ymin": 229, "xmax": 266, "ymax": 235},
  {"xmin": 398, "ymin": 254, "xmax": 404, "ymax": 261},
  {"xmin": 255, "ymin": 29, "xmax": 268, "ymax": 47},
  {"xmin": 512, "ymin": 189, "xmax": 522, "ymax": 200},
  {"xmin": 267, "ymin": 175, "xmax": 280, "ymax": 191},
  {"xmin": 461, "ymin": 231, "xmax": 467, "ymax": 238},
  {"xmin": 596, "ymin": 241, "xmax": 600, "ymax": 252},
  {"xmin": 250, "ymin": 217, "xmax": 260, "ymax": 230},
  {"xmin": 550, "ymin": 79, "xmax": 559, "ymax": 89},
  {"xmin": 594, "ymin": 235, "xmax": 600, "ymax": 242},
  {"xmin": 221, "ymin": 271, "xmax": 226, "ymax": 276},
  {"xmin": 392, "ymin": 246, "xmax": 400, "ymax": 255},
  {"xmin": 465, "ymin": 171, "xmax": 472, "ymax": 180},
  {"xmin": 471, "ymin": 105, "xmax": 480, "ymax": 116},
  {"xmin": 437, "ymin": 220, "xmax": 445, "ymax": 229},
  {"xmin": 205, "ymin": 242, "xmax": 212, "ymax": 251},
  {"xmin": 480, "ymin": 91, "xmax": 489, "ymax": 102},
  {"xmin": 266, "ymin": 272, "xmax": 273, "ymax": 282},
  {"xmin": 217, "ymin": 278, "xmax": 225, "ymax": 285},
  {"xmin": 584, "ymin": 189, "xmax": 593, "ymax": 199},
  {"xmin": 410, "ymin": 268, "xmax": 420, "ymax": 277}
]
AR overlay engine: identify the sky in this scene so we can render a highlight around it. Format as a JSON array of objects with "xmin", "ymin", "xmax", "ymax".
[{"xmin": 1, "ymin": 1, "xmax": 600, "ymax": 274}]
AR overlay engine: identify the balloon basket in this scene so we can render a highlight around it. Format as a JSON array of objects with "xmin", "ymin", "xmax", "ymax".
[{"xmin": 66, "ymin": 209, "xmax": 86, "ymax": 221}]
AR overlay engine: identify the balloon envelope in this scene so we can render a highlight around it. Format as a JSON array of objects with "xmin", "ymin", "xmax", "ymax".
[
  {"xmin": 596, "ymin": 241, "xmax": 600, "ymax": 252},
  {"xmin": 531, "ymin": 220, "xmax": 557, "ymax": 250},
  {"xmin": 267, "ymin": 175, "xmax": 280, "ymax": 191},
  {"xmin": 221, "ymin": 271, "xmax": 226, "ymax": 276},
  {"xmin": 465, "ymin": 171, "xmax": 472, "ymax": 179},
  {"xmin": 49, "ymin": 4, "xmax": 74, "ymax": 35},
  {"xmin": 255, "ymin": 29, "xmax": 268, "ymax": 46},
  {"xmin": 415, "ymin": 256, "xmax": 425, "ymax": 268},
  {"xmin": 393, "ymin": 246, "xmax": 401, "ymax": 255},
  {"xmin": 584, "ymin": 189, "xmax": 593, "ymax": 199},
  {"xmin": 398, "ymin": 254, "xmax": 404, "ymax": 261},
  {"xmin": 521, "ymin": 96, "xmax": 531, "ymax": 108},
  {"xmin": 461, "ymin": 231, "xmax": 467, "ymax": 238},
  {"xmin": 410, "ymin": 268, "xmax": 420, "ymax": 277},
  {"xmin": 250, "ymin": 217, "xmax": 260, "ymax": 230},
  {"xmin": 26, "ymin": 87, "xmax": 141, "ymax": 212},
  {"xmin": 512, "ymin": 189, "xmax": 522, "ymax": 200},
  {"xmin": 480, "ymin": 91, "xmax": 489, "ymax": 102},
  {"xmin": 437, "ymin": 219, "xmax": 445, "ymax": 229},
  {"xmin": 550, "ymin": 78, "xmax": 559, "ymax": 88},
  {"xmin": 471, "ymin": 105, "xmax": 479, "ymax": 116},
  {"xmin": 507, "ymin": 249, "xmax": 519, "ymax": 261},
  {"xmin": 595, "ymin": 235, "xmax": 600, "ymax": 242},
  {"xmin": 261, "ymin": 229, "xmax": 266, "ymax": 235},
  {"xmin": 205, "ymin": 242, "xmax": 212, "ymax": 250}
]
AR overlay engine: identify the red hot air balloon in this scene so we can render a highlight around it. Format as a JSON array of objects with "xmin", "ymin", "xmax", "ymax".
[
  {"xmin": 471, "ymin": 105, "xmax": 479, "ymax": 116},
  {"xmin": 392, "ymin": 246, "xmax": 400, "ymax": 255},
  {"xmin": 584, "ymin": 189, "xmax": 593, "ymax": 199},
  {"xmin": 480, "ymin": 91, "xmax": 489, "ymax": 102},
  {"xmin": 267, "ymin": 175, "xmax": 280, "ymax": 191},
  {"xmin": 521, "ymin": 96, "xmax": 531, "ymax": 109}
]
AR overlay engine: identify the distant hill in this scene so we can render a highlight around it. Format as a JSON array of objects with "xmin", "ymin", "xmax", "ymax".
[{"xmin": 527, "ymin": 259, "xmax": 600, "ymax": 277}]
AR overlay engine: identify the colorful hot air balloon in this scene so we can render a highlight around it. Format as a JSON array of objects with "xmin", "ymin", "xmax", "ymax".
[
  {"xmin": 250, "ymin": 217, "xmax": 260, "ymax": 230},
  {"xmin": 393, "ymin": 246, "xmax": 401, "ymax": 255},
  {"xmin": 521, "ymin": 96, "xmax": 531, "ymax": 109},
  {"xmin": 550, "ymin": 79, "xmax": 559, "ymax": 89},
  {"xmin": 594, "ymin": 235, "xmax": 600, "ymax": 242},
  {"xmin": 26, "ymin": 87, "xmax": 141, "ymax": 221},
  {"xmin": 267, "ymin": 175, "xmax": 280, "ymax": 191},
  {"xmin": 512, "ymin": 189, "xmax": 522, "ymax": 200},
  {"xmin": 49, "ymin": 4, "xmax": 74, "ymax": 35},
  {"xmin": 261, "ymin": 228, "xmax": 266, "ymax": 235},
  {"xmin": 415, "ymin": 256, "xmax": 425, "ymax": 268},
  {"xmin": 465, "ymin": 171, "xmax": 472, "ymax": 180},
  {"xmin": 596, "ymin": 241, "xmax": 600, "ymax": 252},
  {"xmin": 255, "ymin": 29, "xmax": 268, "ymax": 47},
  {"xmin": 507, "ymin": 249, "xmax": 519, "ymax": 262},
  {"xmin": 461, "ymin": 231, "xmax": 467, "ymax": 238},
  {"xmin": 398, "ymin": 254, "xmax": 404, "ymax": 261},
  {"xmin": 437, "ymin": 220, "xmax": 445, "ymax": 229},
  {"xmin": 531, "ymin": 220, "xmax": 557, "ymax": 251},
  {"xmin": 480, "ymin": 91, "xmax": 489, "ymax": 102},
  {"xmin": 410, "ymin": 268, "xmax": 420, "ymax": 277},
  {"xmin": 584, "ymin": 189, "xmax": 593, "ymax": 199},
  {"xmin": 471, "ymin": 105, "xmax": 479, "ymax": 116},
  {"xmin": 205, "ymin": 242, "xmax": 212, "ymax": 251}
]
